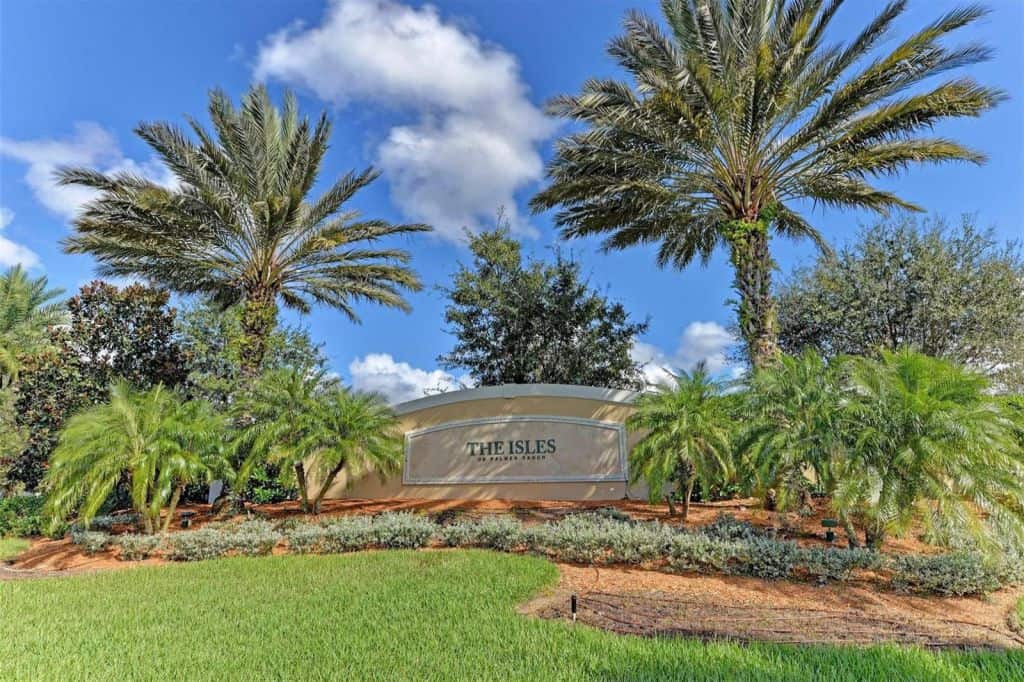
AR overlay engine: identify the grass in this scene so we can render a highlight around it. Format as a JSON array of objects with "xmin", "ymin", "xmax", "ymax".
[
  {"xmin": 0, "ymin": 537, "xmax": 29, "ymax": 561},
  {"xmin": 0, "ymin": 551, "xmax": 1021, "ymax": 681}
]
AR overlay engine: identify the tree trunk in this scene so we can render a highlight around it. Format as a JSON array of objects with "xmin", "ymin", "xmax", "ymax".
[
  {"xmin": 841, "ymin": 516, "xmax": 861, "ymax": 549},
  {"xmin": 725, "ymin": 219, "xmax": 779, "ymax": 369},
  {"xmin": 294, "ymin": 462, "xmax": 310, "ymax": 514},
  {"xmin": 666, "ymin": 492, "xmax": 677, "ymax": 517},
  {"xmin": 311, "ymin": 460, "xmax": 347, "ymax": 515},
  {"xmin": 239, "ymin": 289, "xmax": 278, "ymax": 381},
  {"xmin": 162, "ymin": 484, "xmax": 183, "ymax": 534},
  {"xmin": 682, "ymin": 476, "xmax": 695, "ymax": 522},
  {"xmin": 864, "ymin": 525, "xmax": 885, "ymax": 551}
]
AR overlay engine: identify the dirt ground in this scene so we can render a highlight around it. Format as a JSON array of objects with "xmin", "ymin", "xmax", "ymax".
[
  {"xmin": 4, "ymin": 497, "xmax": 1020, "ymax": 649},
  {"xmin": 522, "ymin": 564, "xmax": 1024, "ymax": 649}
]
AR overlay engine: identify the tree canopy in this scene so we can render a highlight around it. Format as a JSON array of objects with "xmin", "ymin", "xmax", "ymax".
[
  {"xmin": 439, "ymin": 225, "xmax": 648, "ymax": 390},
  {"xmin": 776, "ymin": 215, "xmax": 1024, "ymax": 391}
]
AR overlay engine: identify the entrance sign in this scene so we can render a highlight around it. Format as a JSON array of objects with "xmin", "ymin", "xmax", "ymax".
[{"xmin": 403, "ymin": 415, "xmax": 627, "ymax": 485}]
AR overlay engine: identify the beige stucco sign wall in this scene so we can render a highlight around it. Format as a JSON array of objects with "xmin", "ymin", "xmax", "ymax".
[
  {"xmin": 403, "ymin": 416, "xmax": 626, "ymax": 485},
  {"xmin": 322, "ymin": 384, "xmax": 646, "ymax": 501}
]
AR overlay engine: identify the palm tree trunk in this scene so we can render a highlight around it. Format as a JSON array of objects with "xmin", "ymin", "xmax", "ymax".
[
  {"xmin": 311, "ymin": 460, "xmax": 347, "ymax": 515},
  {"xmin": 162, "ymin": 484, "xmax": 184, "ymax": 534},
  {"xmin": 725, "ymin": 219, "xmax": 779, "ymax": 369},
  {"xmin": 682, "ymin": 476, "xmax": 695, "ymax": 522},
  {"xmin": 294, "ymin": 462, "xmax": 310, "ymax": 514},
  {"xmin": 840, "ymin": 516, "xmax": 861, "ymax": 549},
  {"xmin": 239, "ymin": 289, "xmax": 278, "ymax": 380}
]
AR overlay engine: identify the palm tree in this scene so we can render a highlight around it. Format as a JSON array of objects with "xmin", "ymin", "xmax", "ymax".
[
  {"xmin": 834, "ymin": 349, "xmax": 1024, "ymax": 551},
  {"xmin": 0, "ymin": 265, "xmax": 66, "ymax": 386},
  {"xmin": 44, "ymin": 382, "xmax": 228, "ymax": 534},
  {"xmin": 58, "ymin": 85, "xmax": 431, "ymax": 377},
  {"xmin": 531, "ymin": 0, "xmax": 1002, "ymax": 368},
  {"xmin": 742, "ymin": 349, "xmax": 845, "ymax": 511},
  {"xmin": 626, "ymin": 364, "xmax": 733, "ymax": 519},
  {"xmin": 235, "ymin": 368, "xmax": 402, "ymax": 514}
]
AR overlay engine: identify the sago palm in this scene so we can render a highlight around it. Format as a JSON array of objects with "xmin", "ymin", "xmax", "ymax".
[
  {"xmin": 626, "ymin": 364, "xmax": 733, "ymax": 519},
  {"xmin": 0, "ymin": 265, "xmax": 66, "ymax": 386},
  {"xmin": 532, "ymin": 0, "xmax": 1002, "ymax": 368},
  {"xmin": 44, "ymin": 382, "xmax": 227, "ymax": 534},
  {"xmin": 834, "ymin": 349, "xmax": 1024, "ymax": 551},
  {"xmin": 58, "ymin": 85, "xmax": 431, "ymax": 377},
  {"xmin": 235, "ymin": 368, "xmax": 401, "ymax": 514}
]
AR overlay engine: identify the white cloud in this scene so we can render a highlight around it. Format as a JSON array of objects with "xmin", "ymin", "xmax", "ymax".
[
  {"xmin": 0, "ymin": 122, "xmax": 175, "ymax": 221},
  {"xmin": 254, "ymin": 0, "xmax": 553, "ymax": 240},
  {"xmin": 348, "ymin": 352, "xmax": 470, "ymax": 404},
  {"xmin": 0, "ymin": 207, "xmax": 40, "ymax": 268},
  {"xmin": 631, "ymin": 321, "xmax": 740, "ymax": 387}
]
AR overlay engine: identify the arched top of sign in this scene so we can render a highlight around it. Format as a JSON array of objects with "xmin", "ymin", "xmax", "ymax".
[{"xmin": 393, "ymin": 383, "xmax": 640, "ymax": 416}]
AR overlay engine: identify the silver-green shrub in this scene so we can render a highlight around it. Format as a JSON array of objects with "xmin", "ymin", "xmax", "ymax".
[
  {"xmin": 116, "ymin": 534, "xmax": 163, "ymax": 561},
  {"xmin": 371, "ymin": 512, "xmax": 435, "ymax": 549},
  {"xmin": 439, "ymin": 516, "xmax": 524, "ymax": 551},
  {"xmin": 70, "ymin": 530, "xmax": 111, "ymax": 554},
  {"xmin": 890, "ymin": 552, "xmax": 1002, "ymax": 596}
]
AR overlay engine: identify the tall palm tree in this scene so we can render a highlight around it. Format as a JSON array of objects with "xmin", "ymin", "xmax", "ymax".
[
  {"xmin": 0, "ymin": 265, "xmax": 66, "ymax": 386},
  {"xmin": 58, "ymin": 85, "xmax": 431, "ymax": 377},
  {"xmin": 531, "ymin": 0, "xmax": 1002, "ymax": 368},
  {"xmin": 834, "ymin": 349, "xmax": 1024, "ymax": 551},
  {"xmin": 44, "ymin": 382, "xmax": 228, "ymax": 534},
  {"xmin": 626, "ymin": 364, "xmax": 733, "ymax": 519},
  {"xmin": 235, "ymin": 368, "xmax": 402, "ymax": 514}
]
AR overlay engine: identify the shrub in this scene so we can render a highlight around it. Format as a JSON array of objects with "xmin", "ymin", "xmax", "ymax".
[
  {"xmin": 116, "ymin": 534, "xmax": 162, "ymax": 561},
  {"xmin": 799, "ymin": 547, "xmax": 884, "ymax": 582},
  {"xmin": 0, "ymin": 495, "xmax": 46, "ymax": 537},
  {"xmin": 164, "ymin": 528, "xmax": 230, "ymax": 561},
  {"xmin": 317, "ymin": 517, "xmax": 375, "ymax": 553},
  {"xmin": 284, "ymin": 524, "xmax": 333, "ymax": 554},
  {"xmin": 700, "ymin": 513, "xmax": 763, "ymax": 542},
  {"xmin": 728, "ymin": 537, "xmax": 801, "ymax": 580},
  {"xmin": 666, "ymin": 533, "xmax": 734, "ymax": 573},
  {"xmin": 70, "ymin": 530, "xmax": 111, "ymax": 554},
  {"xmin": 371, "ymin": 513, "xmax": 435, "ymax": 549},
  {"xmin": 440, "ymin": 516, "xmax": 524, "ymax": 551},
  {"xmin": 74, "ymin": 512, "xmax": 140, "ymax": 532},
  {"xmin": 890, "ymin": 552, "xmax": 1002, "ymax": 596},
  {"xmin": 526, "ymin": 514, "xmax": 673, "ymax": 564},
  {"xmin": 224, "ymin": 519, "xmax": 281, "ymax": 556}
]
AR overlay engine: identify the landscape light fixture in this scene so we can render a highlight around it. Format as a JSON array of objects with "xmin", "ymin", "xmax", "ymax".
[{"xmin": 571, "ymin": 594, "xmax": 577, "ymax": 623}]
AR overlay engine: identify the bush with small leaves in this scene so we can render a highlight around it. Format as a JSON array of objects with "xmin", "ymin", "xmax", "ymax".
[
  {"xmin": 371, "ymin": 513, "xmax": 435, "ymax": 549},
  {"xmin": 224, "ymin": 519, "xmax": 281, "ymax": 556},
  {"xmin": 666, "ymin": 532, "xmax": 736, "ymax": 573},
  {"xmin": 164, "ymin": 528, "xmax": 230, "ymax": 561},
  {"xmin": 0, "ymin": 495, "xmax": 47, "ymax": 537},
  {"xmin": 890, "ymin": 552, "xmax": 1002, "ymax": 596},
  {"xmin": 439, "ymin": 516, "xmax": 524, "ymax": 551},
  {"xmin": 70, "ymin": 530, "xmax": 111, "ymax": 555},
  {"xmin": 799, "ymin": 547, "xmax": 884, "ymax": 582},
  {"xmin": 283, "ymin": 524, "xmax": 332, "ymax": 554},
  {"xmin": 116, "ymin": 534, "xmax": 163, "ymax": 561},
  {"xmin": 320, "ymin": 516, "xmax": 376, "ymax": 553},
  {"xmin": 727, "ymin": 537, "xmax": 802, "ymax": 580},
  {"xmin": 700, "ymin": 514, "xmax": 763, "ymax": 542}
]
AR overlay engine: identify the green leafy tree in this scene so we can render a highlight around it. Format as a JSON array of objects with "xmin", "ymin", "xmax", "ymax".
[
  {"xmin": 10, "ymin": 282, "xmax": 186, "ymax": 490},
  {"xmin": 0, "ymin": 264, "xmax": 66, "ymax": 387},
  {"xmin": 834, "ymin": 349, "xmax": 1024, "ymax": 551},
  {"xmin": 58, "ymin": 85, "xmax": 430, "ymax": 378},
  {"xmin": 44, "ymin": 382, "xmax": 228, "ymax": 534},
  {"xmin": 777, "ymin": 215, "xmax": 1024, "ymax": 391},
  {"xmin": 235, "ymin": 368, "xmax": 402, "ymax": 514},
  {"xmin": 440, "ymin": 225, "xmax": 648, "ymax": 390},
  {"xmin": 177, "ymin": 297, "xmax": 327, "ymax": 409},
  {"xmin": 532, "ymin": 0, "xmax": 1002, "ymax": 368},
  {"xmin": 626, "ymin": 365, "xmax": 733, "ymax": 519}
]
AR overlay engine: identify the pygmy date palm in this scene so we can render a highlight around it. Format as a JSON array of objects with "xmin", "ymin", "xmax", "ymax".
[
  {"xmin": 59, "ymin": 85, "xmax": 431, "ymax": 377},
  {"xmin": 0, "ymin": 265, "xmax": 66, "ymax": 387},
  {"xmin": 532, "ymin": 0, "xmax": 1003, "ymax": 368}
]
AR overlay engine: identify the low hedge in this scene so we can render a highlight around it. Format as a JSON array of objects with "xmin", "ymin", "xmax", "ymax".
[
  {"xmin": 0, "ymin": 496, "xmax": 46, "ymax": 537},
  {"xmin": 67, "ymin": 511, "xmax": 1024, "ymax": 596}
]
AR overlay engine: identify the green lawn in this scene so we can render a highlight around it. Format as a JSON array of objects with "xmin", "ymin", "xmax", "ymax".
[
  {"xmin": 0, "ymin": 551, "xmax": 1020, "ymax": 681},
  {"xmin": 0, "ymin": 537, "xmax": 29, "ymax": 561}
]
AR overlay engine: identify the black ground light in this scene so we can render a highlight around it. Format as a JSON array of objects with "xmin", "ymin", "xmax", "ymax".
[{"xmin": 571, "ymin": 594, "xmax": 577, "ymax": 622}]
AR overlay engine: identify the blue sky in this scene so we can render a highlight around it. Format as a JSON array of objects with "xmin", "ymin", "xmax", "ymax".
[{"xmin": 1, "ymin": 0, "xmax": 1022, "ymax": 402}]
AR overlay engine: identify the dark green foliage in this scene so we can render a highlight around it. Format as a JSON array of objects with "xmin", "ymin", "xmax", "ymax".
[
  {"xmin": 439, "ymin": 226, "xmax": 647, "ymax": 390},
  {"xmin": 777, "ymin": 216, "xmax": 1024, "ymax": 391},
  {"xmin": 9, "ymin": 282, "xmax": 187, "ymax": 490},
  {"xmin": 890, "ymin": 553, "xmax": 1003, "ymax": 597},
  {"xmin": 0, "ymin": 495, "xmax": 45, "ymax": 537},
  {"xmin": 532, "ymin": 0, "xmax": 1002, "ymax": 367}
]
